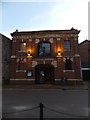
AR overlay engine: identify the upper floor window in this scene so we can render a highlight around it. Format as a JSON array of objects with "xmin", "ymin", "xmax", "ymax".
[
  {"xmin": 38, "ymin": 41, "xmax": 51, "ymax": 57},
  {"xmin": 64, "ymin": 40, "xmax": 71, "ymax": 51},
  {"xmin": 19, "ymin": 42, "xmax": 26, "ymax": 52}
]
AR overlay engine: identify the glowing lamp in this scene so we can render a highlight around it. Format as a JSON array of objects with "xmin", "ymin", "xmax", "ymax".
[
  {"xmin": 57, "ymin": 51, "xmax": 62, "ymax": 57},
  {"xmin": 23, "ymin": 43, "xmax": 26, "ymax": 45},
  {"xmin": 58, "ymin": 51, "xmax": 61, "ymax": 56},
  {"xmin": 27, "ymin": 51, "xmax": 32, "ymax": 57}
]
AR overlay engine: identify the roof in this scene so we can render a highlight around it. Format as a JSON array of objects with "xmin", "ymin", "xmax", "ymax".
[
  {"xmin": 11, "ymin": 27, "xmax": 80, "ymax": 36},
  {"xmin": 79, "ymin": 39, "xmax": 90, "ymax": 45},
  {"xmin": 0, "ymin": 33, "xmax": 11, "ymax": 41}
]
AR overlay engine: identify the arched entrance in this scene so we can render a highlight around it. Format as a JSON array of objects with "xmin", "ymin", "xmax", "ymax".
[{"xmin": 35, "ymin": 64, "xmax": 55, "ymax": 84}]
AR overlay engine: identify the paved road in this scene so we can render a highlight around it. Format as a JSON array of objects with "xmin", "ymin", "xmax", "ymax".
[{"xmin": 2, "ymin": 89, "xmax": 88, "ymax": 118}]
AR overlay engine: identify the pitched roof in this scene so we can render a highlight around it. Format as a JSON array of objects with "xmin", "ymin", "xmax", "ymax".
[{"xmin": 79, "ymin": 39, "xmax": 90, "ymax": 45}]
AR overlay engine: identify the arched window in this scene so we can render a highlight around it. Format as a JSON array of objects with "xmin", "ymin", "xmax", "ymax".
[
  {"xmin": 65, "ymin": 58, "xmax": 72, "ymax": 70},
  {"xmin": 38, "ymin": 41, "xmax": 51, "ymax": 57}
]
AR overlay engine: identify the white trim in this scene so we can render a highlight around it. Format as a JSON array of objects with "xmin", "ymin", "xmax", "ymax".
[
  {"xmin": 11, "ymin": 55, "xmax": 16, "ymax": 58},
  {"xmin": 55, "ymin": 79, "xmax": 82, "ymax": 81},
  {"xmin": 51, "ymin": 61, "xmax": 57, "ymax": 67},
  {"xmin": 70, "ymin": 34, "xmax": 74, "ymax": 37},
  {"xmin": 49, "ymin": 38, "xmax": 53, "ymax": 43},
  {"xmin": 16, "ymin": 70, "xmax": 26, "ymax": 72},
  {"xmin": 35, "ymin": 39, "xmax": 39, "ymax": 44},
  {"xmin": 74, "ymin": 54, "xmax": 80, "ymax": 57},
  {"xmin": 81, "ymin": 68, "xmax": 90, "ymax": 70},
  {"xmin": 10, "ymin": 79, "xmax": 35, "ymax": 81},
  {"xmin": 27, "ymin": 79, "xmax": 35, "ymax": 81},
  {"xmin": 29, "ymin": 39, "xmax": 32, "ymax": 41},
  {"xmin": 57, "ymin": 38, "xmax": 60, "ymax": 41},
  {"xmin": 55, "ymin": 79, "xmax": 60, "ymax": 81},
  {"xmin": 68, "ymin": 79, "xmax": 82, "ymax": 81},
  {"xmin": 62, "ymin": 54, "xmax": 80, "ymax": 58},
  {"xmin": 63, "ymin": 70, "xmax": 75, "ymax": 72},
  {"xmin": 18, "ymin": 51, "xmax": 26, "ymax": 53}
]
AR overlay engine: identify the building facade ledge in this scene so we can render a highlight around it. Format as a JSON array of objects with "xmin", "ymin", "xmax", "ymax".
[
  {"xmin": 63, "ymin": 70, "xmax": 75, "ymax": 72},
  {"xmin": 10, "ymin": 79, "xmax": 35, "ymax": 81},
  {"xmin": 11, "ymin": 55, "xmax": 16, "ymax": 58},
  {"xmin": 16, "ymin": 70, "xmax": 26, "ymax": 72},
  {"xmin": 81, "ymin": 68, "xmax": 90, "ymax": 70}
]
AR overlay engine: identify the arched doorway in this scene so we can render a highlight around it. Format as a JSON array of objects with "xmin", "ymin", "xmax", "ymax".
[{"xmin": 35, "ymin": 64, "xmax": 55, "ymax": 84}]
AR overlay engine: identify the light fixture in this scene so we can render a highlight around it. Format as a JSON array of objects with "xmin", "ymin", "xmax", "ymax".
[
  {"xmin": 57, "ymin": 51, "xmax": 62, "ymax": 57},
  {"xmin": 27, "ymin": 51, "xmax": 32, "ymax": 57},
  {"xmin": 23, "ymin": 43, "xmax": 26, "ymax": 46}
]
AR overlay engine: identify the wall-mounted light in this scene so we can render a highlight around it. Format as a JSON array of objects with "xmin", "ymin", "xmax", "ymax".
[
  {"xmin": 23, "ymin": 43, "xmax": 26, "ymax": 46},
  {"xmin": 27, "ymin": 51, "xmax": 32, "ymax": 58},
  {"xmin": 57, "ymin": 51, "xmax": 62, "ymax": 57}
]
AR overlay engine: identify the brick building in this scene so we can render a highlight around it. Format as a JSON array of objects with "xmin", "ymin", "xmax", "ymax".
[
  {"xmin": 79, "ymin": 40, "xmax": 90, "ymax": 80},
  {"xmin": 10, "ymin": 28, "xmax": 82, "ymax": 84},
  {"xmin": 1, "ymin": 33, "xmax": 12, "ymax": 84}
]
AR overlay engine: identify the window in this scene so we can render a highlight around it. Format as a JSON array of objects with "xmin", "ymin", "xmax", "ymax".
[
  {"xmin": 19, "ymin": 42, "xmax": 26, "ymax": 52},
  {"xmin": 65, "ymin": 58, "xmax": 72, "ymax": 70},
  {"xmin": 26, "ymin": 70, "xmax": 33, "ymax": 77},
  {"xmin": 64, "ymin": 41, "xmax": 71, "ymax": 51},
  {"xmin": 18, "ymin": 58, "xmax": 26, "ymax": 70},
  {"xmin": 38, "ymin": 42, "xmax": 51, "ymax": 57}
]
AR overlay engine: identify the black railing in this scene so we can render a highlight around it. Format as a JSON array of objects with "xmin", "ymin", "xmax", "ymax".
[{"xmin": 2, "ymin": 102, "xmax": 87, "ymax": 119}]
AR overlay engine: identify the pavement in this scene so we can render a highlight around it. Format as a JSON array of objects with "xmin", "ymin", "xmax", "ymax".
[
  {"xmin": 2, "ymin": 88, "xmax": 88, "ymax": 118},
  {"xmin": 2, "ymin": 81, "xmax": 89, "ymax": 90}
]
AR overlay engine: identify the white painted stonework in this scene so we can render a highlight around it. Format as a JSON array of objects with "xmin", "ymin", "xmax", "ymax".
[
  {"xmin": 35, "ymin": 39, "xmax": 40, "ymax": 44},
  {"xmin": 32, "ymin": 61, "xmax": 37, "ymax": 67},
  {"xmin": 51, "ymin": 61, "xmax": 57, "ymax": 67},
  {"xmin": 11, "ymin": 55, "xmax": 16, "ymax": 58},
  {"xmin": 29, "ymin": 39, "xmax": 32, "ymax": 41},
  {"xmin": 75, "ymin": 54, "xmax": 80, "ymax": 57},
  {"xmin": 71, "ymin": 58, "xmax": 73, "ymax": 61},
  {"xmin": 49, "ymin": 38, "xmax": 53, "ymax": 43},
  {"xmin": 57, "ymin": 38, "xmax": 60, "ymax": 41},
  {"xmin": 63, "ymin": 58, "xmax": 66, "ymax": 62}
]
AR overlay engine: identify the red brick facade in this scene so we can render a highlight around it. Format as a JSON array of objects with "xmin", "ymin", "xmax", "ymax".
[
  {"xmin": 79, "ymin": 40, "xmax": 90, "ymax": 80},
  {"xmin": 79, "ymin": 40, "xmax": 90, "ymax": 68},
  {"xmin": 10, "ymin": 28, "xmax": 82, "ymax": 84}
]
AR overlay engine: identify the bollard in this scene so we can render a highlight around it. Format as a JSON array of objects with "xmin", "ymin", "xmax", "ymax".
[{"xmin": 40, "ymin": 102, "xmax": 43, "ymax": 120}]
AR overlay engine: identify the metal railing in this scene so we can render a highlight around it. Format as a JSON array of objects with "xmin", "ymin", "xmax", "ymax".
[{"xmin": 2, "ymin": 102, "xmax": 87, "ymax": 119}]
